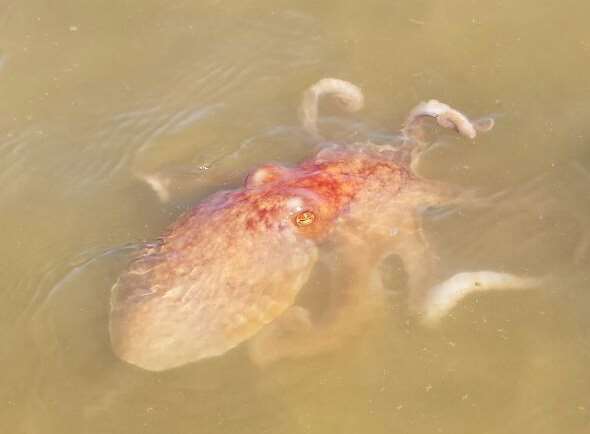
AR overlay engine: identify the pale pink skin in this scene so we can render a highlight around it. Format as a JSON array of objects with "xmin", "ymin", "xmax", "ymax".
[
  {"xmin": 110, "ymin": 80, "xmax": 516, "ymax": 372},
  {"xmin": 110, "ymin": 140, "xmax": 460, "ymax": 371}
]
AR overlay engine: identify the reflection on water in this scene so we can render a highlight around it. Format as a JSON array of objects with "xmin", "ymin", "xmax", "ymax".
[{"xmin": 1, "ymin": 0, "xmax": 589, "ymax": 433}]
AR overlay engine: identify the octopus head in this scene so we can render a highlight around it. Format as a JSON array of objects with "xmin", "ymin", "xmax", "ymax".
[{"xmin": 245, "ymin": 187, "xmax": 339, "ymax": 242}]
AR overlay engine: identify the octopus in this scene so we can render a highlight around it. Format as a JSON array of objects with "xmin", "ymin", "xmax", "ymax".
[{"xmin": 109, "ymin": 78, "xmax": 540, "ymax": 371}]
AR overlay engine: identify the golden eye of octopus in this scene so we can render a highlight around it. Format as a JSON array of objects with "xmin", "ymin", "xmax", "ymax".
[{"xmin": 295, "ymin": 210, "xmax": 315, "ymax": 227}]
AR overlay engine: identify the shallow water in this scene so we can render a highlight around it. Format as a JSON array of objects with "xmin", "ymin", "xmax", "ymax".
[{"xmin": 1, "ymin": 1, "xmax": 590, "ymax": 433}]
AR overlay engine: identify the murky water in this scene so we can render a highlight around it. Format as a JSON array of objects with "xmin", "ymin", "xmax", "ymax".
[{"xmin": 2, "ymin": 0, "xmax": 590, "ymax": 433}]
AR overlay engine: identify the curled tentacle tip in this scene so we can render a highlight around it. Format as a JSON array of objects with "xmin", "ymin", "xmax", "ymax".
[
  {"xmin": 409, "ymin": 100, "xmax": 495, "ymax": 140},
  {"xmin": 301, "ymin": 78, "xmax": 365, "ymax": 139},
  {"xmin": 314, "ymin": 78, "xmax": 364, "ymax": 113}
]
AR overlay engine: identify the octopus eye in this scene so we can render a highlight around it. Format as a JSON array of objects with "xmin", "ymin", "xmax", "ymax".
[{"xmin": 295, "ymin": 210, "xmax": 315, "ymax": 227}]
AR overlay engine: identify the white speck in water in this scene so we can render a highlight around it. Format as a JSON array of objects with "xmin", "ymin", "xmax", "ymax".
[{"xmin": 69, "ymin": 25, "xmax": 79, "ymax": 32}]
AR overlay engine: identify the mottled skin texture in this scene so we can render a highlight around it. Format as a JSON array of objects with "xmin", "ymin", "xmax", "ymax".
[
  {"xmin": 111, "ymin": 142, "xmax": 445, "ymax": 370},
  {"xmin": 110, "ymin": 79, "xmax": 510, "ymax": 371}
]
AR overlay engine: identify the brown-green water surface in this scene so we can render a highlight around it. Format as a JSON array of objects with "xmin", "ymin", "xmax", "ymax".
[{"xmin": 2, "ymin": 1, "xmax": 590, "ymax": 433}]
